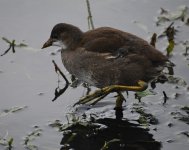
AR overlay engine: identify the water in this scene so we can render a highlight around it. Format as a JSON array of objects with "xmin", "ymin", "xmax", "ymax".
[{"xmin": 0, "ymin": 0, "xmax": 189, "ymax": 149}]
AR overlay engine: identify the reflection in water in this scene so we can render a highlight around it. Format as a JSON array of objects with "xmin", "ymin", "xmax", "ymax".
[
  {"xmin": 60, "ymin": 118, "xmax": 161, "ymax": 150},
  {"xmin": 51, "ymin": 60, "xmax": 70, "ymax": 101},
  {"xmin": 52, "ymin": 83, "xmax": 69, "ymax": 102}
]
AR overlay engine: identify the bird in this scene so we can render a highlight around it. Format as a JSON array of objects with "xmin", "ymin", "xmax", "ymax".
[{"xmin": 42, "ymin": 23, "xmax": 170, "ymax": 109}]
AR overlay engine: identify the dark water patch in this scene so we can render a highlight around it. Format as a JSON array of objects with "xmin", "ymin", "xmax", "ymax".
[{"xmin": 181, "ymin": 106, "xmax": 189, "ymax": 114}]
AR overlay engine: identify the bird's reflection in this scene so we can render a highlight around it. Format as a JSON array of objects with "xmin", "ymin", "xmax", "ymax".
[{"xmin": 60, "ymin": 118, "xmax": 161, "ymax": 150}]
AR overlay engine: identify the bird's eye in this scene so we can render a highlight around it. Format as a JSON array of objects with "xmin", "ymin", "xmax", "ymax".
[{"xmin": 52, "ymin": 34, "xmax": 58, "ymax": 39}]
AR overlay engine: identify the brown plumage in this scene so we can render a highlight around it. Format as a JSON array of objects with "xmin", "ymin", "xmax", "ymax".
[{"xmin": 42, "ymin": 23, "xmax": 168, "ymax": 88}]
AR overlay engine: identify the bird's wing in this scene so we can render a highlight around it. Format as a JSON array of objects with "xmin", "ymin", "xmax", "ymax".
[{"xmin": 81, "ymin": 27, "xmax": 168, "ymax": 64}]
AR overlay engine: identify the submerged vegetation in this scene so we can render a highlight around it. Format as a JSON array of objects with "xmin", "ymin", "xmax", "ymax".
[
  {"xmin": 0, "ymin": 106, "xmax": 27, "ymax": 118},
  {"xmin": 132, "ymin": 105, "xmax": 159, "ymax": 126},
  {"xmin": 0, "ymin": 132, "xmax": 13, "ymax": 150},
  {"xmin": 156, "ymin": 5, "xmax": 189, "ymax": 26},
  {"xmin": 23, "ymin": 126, "xmax": 43, "ymax": 150}
]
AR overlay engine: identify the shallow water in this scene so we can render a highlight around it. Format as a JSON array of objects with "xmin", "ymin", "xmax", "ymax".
[{"xmin": 0, "ymin": 0, "xmax": 189, "ymax": 149}]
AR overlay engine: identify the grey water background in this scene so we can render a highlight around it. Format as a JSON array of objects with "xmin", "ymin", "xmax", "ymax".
[{"xmin": 0, "ymin": 0, "xmax": 189, "ymax": 149}]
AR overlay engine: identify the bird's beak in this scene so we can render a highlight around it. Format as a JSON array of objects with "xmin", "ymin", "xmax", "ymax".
[{"xmin": 42, "ymin": 38, "xmax": 53, "ymax": 49}]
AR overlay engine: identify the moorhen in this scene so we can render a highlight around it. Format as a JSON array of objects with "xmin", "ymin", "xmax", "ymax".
[{"xmin": 42, "ymin": 23, "xmax": 169, "ymax": 108}]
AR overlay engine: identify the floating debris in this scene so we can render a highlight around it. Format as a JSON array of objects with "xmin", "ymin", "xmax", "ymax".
[
  {"xmin": 180, "ymin": 40, "xmax": 189, "ymax": 56},
  {"xmin": 166, "ymin": 139, "xmax": 175, "ymax": 143},
  {"xmin": 23, "ymin": 126, "xmax": 42, "ymax": 150},
  {"xmin": 132, "ymin": 106, "xmax": 159, "ymax": 126},
  {"xmin": 173, "ymin": 93, "xmax": 182, "ymax": 99},
  {"xmin": 0, "ymin": 106, "xmax": 28, "ymax": 118},
  {"xmin": 156, "ymin": 5, "xmax": 189, "ymax": 25},
  {"xmin": 48, "ymin": 120, "xmax": 63, "ymax": 131},
  {"xmin": 167, "ymin": 122, "xmax": 174, "ymax": 128},
  {"xmin": 167, "ymin": 75, "xmax": 187, "ymax": 86},
  {"xmin": 1, "ymin": 37, "xmax": 27, "ymax": 56},
  {"xmin": 171, "ymin": 110, "xmax": 189, "ymax": 125},
  {"xmin": 101, "ymin": 139, "xmax": 120, "ymax": 150},
  {"xmin": 0, "ymin": 132, "xmax": 14, "ymax": 150},
  {"xmin": 37, "ymin": 92, "xmax": 44, "ymax": 96},
  {"xmin": 165, "ymin": 23, "xmax": 175, "ymax": 56},
  {"xmin": 179, "ymin": 131, "xmax": 189, "ymax": 138},
  {"xmin": 135, "ymin": 89, "xmax": 157, "ymax": 102}
]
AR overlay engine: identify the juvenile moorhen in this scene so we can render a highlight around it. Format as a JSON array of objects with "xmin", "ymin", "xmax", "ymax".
[{"xmin": 42, "ymin": 23, "xmax": 169, "ymax": 108}]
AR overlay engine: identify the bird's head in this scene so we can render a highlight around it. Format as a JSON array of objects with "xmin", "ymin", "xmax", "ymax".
[{"xmin": 42, "ymin": 23, "xmax": 83, "ymax": 49}]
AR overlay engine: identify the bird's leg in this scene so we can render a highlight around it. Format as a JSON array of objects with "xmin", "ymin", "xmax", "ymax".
[
  {"xmin": 73, "ymin": 88, "xmax": 107, "ymax": 106},
  {"xmin": 90, "ymin": 93, "xmax": 109, "ymax": 105},
  {"xmin": 114, "ymin": 92, "xmax": 126, "ymax": 120},
  {"xmin": 115, "ymin": 91, "xmax": 126, "ymax": 108},
  {"xmin": 74, "ymin": 80, "xmax": 148, "ymax": 106}
]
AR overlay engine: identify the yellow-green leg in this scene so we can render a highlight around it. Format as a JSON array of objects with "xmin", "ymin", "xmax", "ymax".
[
  {"xmin": 115, "ymin": 91, "xmax": 125, "ymax": 108},
  {"xmin": 74, "ymin": 80, "xmax": 148, "ymax": 106},
  {"xmin": 114, "ymin": 92, "xmax": 125, "ymax": 119}
]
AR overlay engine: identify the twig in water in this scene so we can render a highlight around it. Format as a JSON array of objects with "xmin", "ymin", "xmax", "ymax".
[
  {"xmin": 52, "ymin": 85, "xmax": 69, "ymax": 101},
  {"xmin": 163, "ymin": 91, "xmax": 168, "ymax": 104},
  {"xmin": 1, "ymin": 37, "xmax": 27, "ymax": 56},
  {"xmin": 1, "ymin": 38, "xmax": 15, "ymax": 56},
  {"xmin": 150, "ymin": 33, "xmax": 157, "ymax": 48},
  {"xmin": 52, "ymin": 60, "xmax": 69, "ymax": 84},
  {"xmin": 86, "ymin": 0, "xmax": 95, "ymax": 30},
  {"xmin": 52, "ymin": 60, "xmax": 70, "ymax": 101}
]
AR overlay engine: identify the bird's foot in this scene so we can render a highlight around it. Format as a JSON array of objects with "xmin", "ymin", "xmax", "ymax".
[
  {"xmin": 73, "ymin": 80, "xmax": 147, "ymax": 106},
  {"xmin": 73, "ymin": 86, "xmax": 111, "ymax": 106}
]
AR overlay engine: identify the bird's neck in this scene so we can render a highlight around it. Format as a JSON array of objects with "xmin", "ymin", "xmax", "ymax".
[{"xmin": 63, "ymin": 27, "xmax": 83, "ymax": 50}]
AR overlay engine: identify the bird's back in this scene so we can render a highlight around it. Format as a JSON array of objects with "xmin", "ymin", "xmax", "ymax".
[{"xmin": 80, "ymin": 27, "xmax": 168, "ymax": 66}]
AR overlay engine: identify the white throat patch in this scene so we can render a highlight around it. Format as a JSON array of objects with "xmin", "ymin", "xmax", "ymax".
[{"xmin": 53, "ymin": 40, "xmax": 67, "ymax": 49}]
